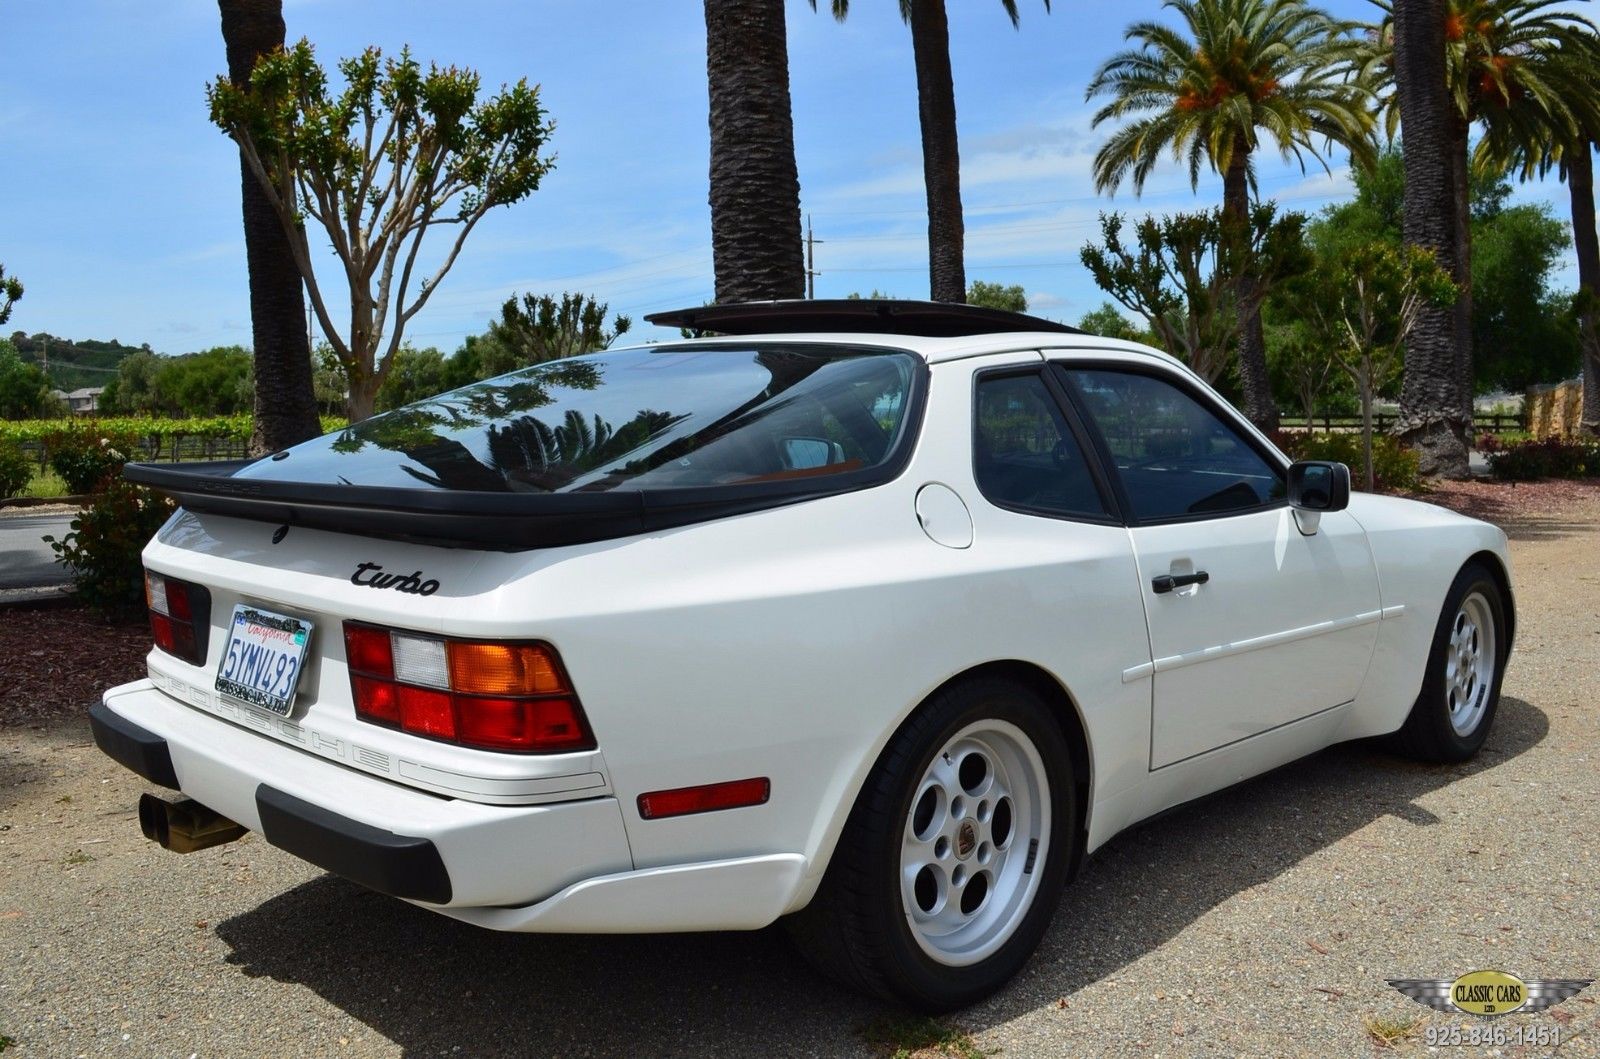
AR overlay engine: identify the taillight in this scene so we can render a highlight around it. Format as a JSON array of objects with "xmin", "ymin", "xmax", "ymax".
[
  {"xmin": 343, "ymin": 622, "xmax": 594, "ymax": 754},
  {"xmin": 145, "ymin": 571, "xmax": 211, "ymax": 665}
]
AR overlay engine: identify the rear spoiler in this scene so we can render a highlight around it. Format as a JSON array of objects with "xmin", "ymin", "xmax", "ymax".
[{"xmin": 123, "ymin": 460, "xmax": 845, "ymax": 552}]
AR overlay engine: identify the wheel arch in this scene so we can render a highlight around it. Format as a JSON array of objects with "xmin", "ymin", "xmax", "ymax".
[{"xmin": 1467, "ymin": 549, "xmax": 1516, "ymax": 651}]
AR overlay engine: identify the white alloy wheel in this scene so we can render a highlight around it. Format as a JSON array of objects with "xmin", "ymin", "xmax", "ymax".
[
  {"xmin": 1446, "ymin": 590, "xmax": 1498, "ymax": 737},
  {"xmin": 900, "ymin": 719, "xmax": 1050, "ymax": 967}
]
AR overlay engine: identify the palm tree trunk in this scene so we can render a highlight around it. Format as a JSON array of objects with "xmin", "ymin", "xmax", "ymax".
[
  {"xmin": 908, "ymin": 0, "xmax": 966, "ymax": 303},
  {"xmin": 1448, "ymin": 114, "xmax": 1475, "ymax": 429},
  {"xmin": 218, "ymin": 0, "xmax": 321, "ymax": 455},
  {"xmin": 1391, "ymin": 0, "xmax": 1470, "ymax": 477},
  {"xmin": 1222, "ymin": 145, "xmax": 1278, "ymax": 431},
  {"xmin": 1569, "ymin": 141, "xmax": 1600, "ymax": 436},
  {"xmin": 703, "ymin": 0, "xmax": 804, "ymax": 303}
]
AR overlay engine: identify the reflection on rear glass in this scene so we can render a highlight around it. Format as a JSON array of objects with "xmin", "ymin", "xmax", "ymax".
[{"xmin": 239, "ymin": 345, "xmax": 918, "ymax": 493}]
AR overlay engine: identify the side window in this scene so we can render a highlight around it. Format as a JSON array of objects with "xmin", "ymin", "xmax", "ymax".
[
  {"xmin": 1063, "ymin": 367, "xmax": 1283, "ymax": 521},
  {"xmin": 974, "ymin": 373, "xmax": 1109, "ymax": 519}
]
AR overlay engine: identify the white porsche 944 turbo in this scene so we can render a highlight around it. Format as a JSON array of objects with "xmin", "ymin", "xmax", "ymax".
[{"xmin": 95, "ymin": 300, "xmax": 1513, "ymax": 1010}]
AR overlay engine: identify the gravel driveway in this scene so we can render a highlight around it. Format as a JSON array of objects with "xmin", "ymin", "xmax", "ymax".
[{"xmin": 2, "ymin": 490, "xmax": 1597, "ymax": 1058}]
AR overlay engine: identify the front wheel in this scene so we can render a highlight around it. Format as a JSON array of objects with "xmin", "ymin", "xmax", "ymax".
[
  {"xmin": 1394, "ymin": 561, "xmax": 1509, "ymax": 763},
  {"xmin": 786, "ymin": 676, "xmax": 1075, "ymax": 1011}
]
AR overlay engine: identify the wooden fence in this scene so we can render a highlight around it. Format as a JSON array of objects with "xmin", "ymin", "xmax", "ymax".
[
  {"xmin": 18, "ymin": 434, "xmax": 251, "ymax": 473},
  {"xmin": 1278, "ymin": 412, "xmax": 1524, "ymax": 435}
]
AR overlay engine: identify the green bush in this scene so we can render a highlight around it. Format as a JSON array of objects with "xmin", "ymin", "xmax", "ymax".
[
  {"xmin": 44, "ymin": 425, "xmax": 141, "ymax": 494},
  {"xmin": 0, "ymin": 440, "xmax": 31, "ymax": 499},
  {"xmin": 1272, "ymin": 430, "xmax": 1421, "ymax": 493},
  {"xmin": 44, "ymin": 479, "xmax": 176, "ymax": 612},
  {"xmin": 1477, "ymin": 434, "xmax": 1599, "ymax": 481}
]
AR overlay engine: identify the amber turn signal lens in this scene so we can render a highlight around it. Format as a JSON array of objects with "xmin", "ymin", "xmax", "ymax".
[{"xmin": 446, "ymin": 642, "xmax": 566, "ymax": 696}]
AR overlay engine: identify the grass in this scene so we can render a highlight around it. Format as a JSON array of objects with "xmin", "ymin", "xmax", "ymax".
[
  {"xmin": 20, "ymin": 468, "xmax": 69, "ymax": 499},
  {"xmin": 1362, "ymin": 1011, "xmax": 1425, "ymax": 1048},
  {"xmin": 0, "ymin": 1032, "xmax": 14, "ymax": 1052},
  {"xmin": 62, "ymin": 850, "xmax": 92, "ymax": 867},
  {"xmin": 863, "ymin": 1016, "xmax": 990, "ymax": 1059}
]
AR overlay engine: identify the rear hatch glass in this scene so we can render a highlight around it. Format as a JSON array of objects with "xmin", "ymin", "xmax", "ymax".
[{"xmin": 238, "ymin": 344, "xmax": 919, "ymax": 493}]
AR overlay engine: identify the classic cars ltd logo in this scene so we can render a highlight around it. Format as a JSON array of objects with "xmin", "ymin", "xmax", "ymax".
[{"xmin": 1388, "ymin": 970, "xmax": 1592, "ymax": 1016}]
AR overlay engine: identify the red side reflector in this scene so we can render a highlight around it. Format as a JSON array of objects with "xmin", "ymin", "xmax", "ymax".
[{"xmin": 637, "ymin": 778, "xmax": 771, "ymax": 820}]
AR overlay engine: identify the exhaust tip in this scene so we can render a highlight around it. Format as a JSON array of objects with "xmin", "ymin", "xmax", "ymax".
[{"xmin": 137, "ymin": 793, "xmax": 245, "ymax": 854}]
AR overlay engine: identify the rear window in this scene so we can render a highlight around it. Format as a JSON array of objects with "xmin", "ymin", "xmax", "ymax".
[{"xmin": 240, "ymin": 344, "xmax": 921, "ymax": 493}]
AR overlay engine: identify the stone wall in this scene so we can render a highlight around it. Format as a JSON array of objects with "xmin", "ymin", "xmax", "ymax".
[{"xmin": 1526, "ymin": 380, "xmax": 1585, "ymax": 439}]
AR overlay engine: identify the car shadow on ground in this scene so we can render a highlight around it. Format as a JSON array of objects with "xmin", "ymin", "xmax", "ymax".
[{"xmin": 213, "ymin": 696, "xmax": 1547, "ymax": 1058}]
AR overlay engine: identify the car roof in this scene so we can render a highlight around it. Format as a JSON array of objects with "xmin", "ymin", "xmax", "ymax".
[
  {"xmin": 640, "ymin": 299, "xmax": 1185, "ymax": 370},
  {"xmin": 643, "ymin": 329, "xmax": 1187, "ymax": 369}
]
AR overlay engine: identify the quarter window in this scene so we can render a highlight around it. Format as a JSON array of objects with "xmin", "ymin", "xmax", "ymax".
[
  {"xmin": 1063, "ymin": 368, "xmax": 1283, "ymax": 521},
  {"xmin": 974, "ymin": 373, "xmax": 1108, "ymax": 519}
]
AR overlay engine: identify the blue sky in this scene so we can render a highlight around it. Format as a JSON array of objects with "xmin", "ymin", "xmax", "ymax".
[{"xmin": 0, "ymin": 0, "xmax": 1580, "ymax": 357}]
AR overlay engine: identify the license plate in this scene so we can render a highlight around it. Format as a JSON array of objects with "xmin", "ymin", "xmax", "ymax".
[{"xmin": 215, "ymin": 604, "xmax": 314, "ymax": 717}]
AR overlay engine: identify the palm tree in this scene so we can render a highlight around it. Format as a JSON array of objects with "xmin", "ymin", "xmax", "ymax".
[
  {"xmin": 703, "ymin": 0, "xmax": 805, "ymax": 302},
  {"xmin": 1473, "ymin": 24, "xmax": 1600, "ymax": 435},
  {"xmin": 814, "ymin": 1, "xmax": 1050, "ymax": 304},
  {"xmin": 1086, "ymin": 0, "xmax": 1375, "ymax": 431},
  {"xmin": 217, "ymin": 0, "xmax": 321, "ymax": 455},
  {"xmin": 1366, "ymin": 0, "xmax": 1596, "ymax": 458}
]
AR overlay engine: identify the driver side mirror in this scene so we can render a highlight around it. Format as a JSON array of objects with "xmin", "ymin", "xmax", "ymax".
[{"xmin": 1286, "ymin": 460, "xmax": 1351, "ymax": 535}]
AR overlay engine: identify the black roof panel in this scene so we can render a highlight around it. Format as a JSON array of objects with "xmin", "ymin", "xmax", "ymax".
[{"xmin": 646, "ymin": 299, "xmax": 1084, "ymax": 338}]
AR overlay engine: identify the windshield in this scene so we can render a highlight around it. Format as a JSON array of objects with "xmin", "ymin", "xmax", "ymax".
[{"xmin": 240, "ymin": 344, "xmax": 920, "ymax": 493}]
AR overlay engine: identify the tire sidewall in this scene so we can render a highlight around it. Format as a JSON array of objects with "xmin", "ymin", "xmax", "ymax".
[
  {"xmin": 1418, "ymin": 565, "xmax": 1508, "ymax": 759},
  {"xmin": 872, "ymin": 679, "xmax": 1075, "ymax": 1010}
]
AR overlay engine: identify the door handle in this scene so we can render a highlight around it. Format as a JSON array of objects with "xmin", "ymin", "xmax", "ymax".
[{"xmin": 1152, "ymin": 570, "xmax": 1209, "ymax": 594}]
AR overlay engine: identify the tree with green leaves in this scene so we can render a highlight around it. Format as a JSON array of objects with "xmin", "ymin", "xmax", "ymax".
[
  {"xmin": 486, "ymin": 292, "xmax": 631, "ymax": 368},
  {"xmin": 0, "ymin": 338, "xmax": 53, "ymax": 419},
  {"xmin": 1469, "ymin": 19, "xmax": 1600, "ymax": 433},
  {"xmin": 965, "ymin": 281, "xmax": 1028, "ymax": 313},
  {"xmin": 704, "ymin": 0, "xmax": 805, "ymax": 302},
  {"xmin": 814, "ymin": 0, "xmax": 1050, "ymax": 302},
  {"xmin": 1366, "ymin": 0, "xmax": 1594, "ymax": 465},
  {"xmin": 0, "ymin": 265, "xmax": 21, "ymax": 328},
  {"xmin": 1087, "ymin": 0, "xmax": 1374, "ymax": 430},
  {"xmin": 1287, "ymin": 242, "xmax": 1457, "ymax": 490},
  {"xmin": 217, "ymin": 0, "xmax": 321, "ymax": 455},
  {"xmin": 208, "ymin": 41, "xmax": 555, "ymax": 421},
  {"xmin": 1080, "ymin": 205, "xmax": 1309, "ymax": 383},
  {"xmin": 1077, "ymin": 301, "xmax": 1153, "ymax": 343}
]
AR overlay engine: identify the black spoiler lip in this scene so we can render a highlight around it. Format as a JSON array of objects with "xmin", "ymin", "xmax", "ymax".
[{"xmin": 123, "ymin": 460, "xmax": 856, "ymax": 552}]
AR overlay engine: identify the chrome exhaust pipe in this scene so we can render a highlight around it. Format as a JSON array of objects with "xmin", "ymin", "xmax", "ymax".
[{"xmin": 138, "ymin": 793, "xmax": 246, "ymax": 854}]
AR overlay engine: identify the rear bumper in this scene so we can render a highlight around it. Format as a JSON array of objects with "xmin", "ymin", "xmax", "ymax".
[
  {"xmin": 94, "ymin": 681, "xmax": 810, "ymax": 931},
  {"xmin": 97, "ymin": 680, "xmax": 634, "ymax": 909}
]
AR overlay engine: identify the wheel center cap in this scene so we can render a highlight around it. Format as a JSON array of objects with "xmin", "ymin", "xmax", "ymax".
[{"xmin": 956, "ymin": 820, "xmax": 978, "ymax": 860}]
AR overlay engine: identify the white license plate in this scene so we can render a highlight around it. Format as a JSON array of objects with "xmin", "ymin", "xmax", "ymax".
[{"xmin": 215, "ymin": 604, "xmax": 314, "ymax": 717}]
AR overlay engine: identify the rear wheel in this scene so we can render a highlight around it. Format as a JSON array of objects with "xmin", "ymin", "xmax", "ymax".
[
  {"xmin": 787, "ymin": 676, "xmax": 1074, "ymax": 1011},
  {"xmin": 1394, "ymin": 562, "xmax": 1508, "ymax": 763}
]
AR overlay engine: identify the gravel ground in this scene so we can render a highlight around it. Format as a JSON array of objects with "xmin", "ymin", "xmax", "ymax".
[{"xmin": 2, "ymin": 485, "xmax": 1598, "ymax": 1058}]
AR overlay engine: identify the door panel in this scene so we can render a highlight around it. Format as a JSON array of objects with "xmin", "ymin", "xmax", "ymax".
[
  {"xmin": 1055, "ymin": 363, "xmax": 1382, "ymax": 770},
  {"xmin": 1131, "ymin": 507, "xmax": 1380, "ymax": 767}
]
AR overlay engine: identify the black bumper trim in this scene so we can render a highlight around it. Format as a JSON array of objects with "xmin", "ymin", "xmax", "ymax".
[
  {"xmin": 254, "ymin": 785, "xmax": 452, "ymax": 904},
  {"xmin": 89, "ymin": 701, "xmax": 180, "ymax": 789}
]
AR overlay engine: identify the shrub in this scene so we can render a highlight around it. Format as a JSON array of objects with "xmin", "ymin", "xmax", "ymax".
[
  {"xmin": 44, "ymin": 479, "xmax": 176, "ymax": 612},
  {"xmin": 44, "ymin": 426, "xmax": 141, "ymax": 494},
  {"xmin": 0, "ymin": 439, "xmax": 30, "ymax": 499},
  {"xmin": 1271, "ymin": 430, "xmax": 1421, "ymax": 493},
  {"xmin": 1477, "ymin": 434, "xmax": 1600, "ymax": 481}
]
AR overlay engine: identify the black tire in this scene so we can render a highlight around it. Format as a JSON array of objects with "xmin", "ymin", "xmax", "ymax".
[
  {"xmin": 785, "ymin": 675, "xmax": 1075, "ymax": 1011},
  {"xmin": 1393, "ymin": 561, "xmax": 1509, "ymax": 763}
]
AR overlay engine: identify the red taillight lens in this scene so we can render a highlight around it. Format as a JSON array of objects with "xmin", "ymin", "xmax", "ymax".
[
  {"xmin": 344, "ymin": 622, "xmax": 593, "ymax": 754},
  {"xmin": 145, "ymin": 570, "xmax": 210, "ymax": 666},
  {"xmin": 637, "ymin": 778, "xmax": 771, "ymax": 820}
]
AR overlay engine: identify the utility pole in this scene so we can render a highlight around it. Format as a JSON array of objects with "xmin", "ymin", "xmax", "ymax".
[{"xmin": 805, "ymin": 215, "xmax": 823, "ymax": 300}]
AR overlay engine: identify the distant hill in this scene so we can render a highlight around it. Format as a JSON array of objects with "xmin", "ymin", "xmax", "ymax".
[{"xmin": 9, "ymin": 331, "xmax": 151, "ymax": 392}]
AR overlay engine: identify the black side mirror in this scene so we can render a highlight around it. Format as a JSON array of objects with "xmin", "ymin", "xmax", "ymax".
[{"xmin": 1287, "ymin": 460, "xmax": 1351, "ymax": 514}]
